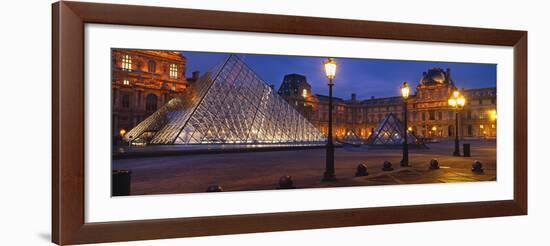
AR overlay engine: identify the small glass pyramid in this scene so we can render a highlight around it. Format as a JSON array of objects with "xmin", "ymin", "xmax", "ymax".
[
  {"xmin": 340, "ymin": 129, "xmax": 364, "ymax": 145},
  {"xmin": 366, "ymin": 113, "xmax": 421, "ymax": 145}
]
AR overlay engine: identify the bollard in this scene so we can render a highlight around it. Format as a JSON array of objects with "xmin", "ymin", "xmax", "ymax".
[
  {"xmin": 429, "ymin": 159, "xmax": 440, "ymax": 170},
  {"xmin": 382, "ymin": 161, "xmax": 394, "ymax": 171},
  {"xmin": 355, "ymin": 163, "xmax": 369, "ymax": 176},
  {"xmin": 206, "ymin": 185, "xmax": 223, "ymax": 192},
  {"xmin": 472, "ymin": 160, "xmax": 484, "ymax": 173},
  {"xmin": 463, "ymin": 143, "xmax": 471, "ymax": 157},
  {"xmin": 112, "ymin": 169, "xmax": 131, "ymax": 196},
  {"xmin": 278, "ymin": 175, "xmax": 296, "ymax": 189}
]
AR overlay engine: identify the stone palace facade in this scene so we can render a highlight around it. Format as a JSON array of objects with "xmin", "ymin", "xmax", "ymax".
[
  {"xmin": 111, "ymin": 49, "xmax": 200, "ymax": 139},
  {"xmin": 111, "ymin": 51, "xmax": 496, "ymax": 142},
  {"xmin": 278, "ymin": 68, "xmax": 497, "ymax": 140}
]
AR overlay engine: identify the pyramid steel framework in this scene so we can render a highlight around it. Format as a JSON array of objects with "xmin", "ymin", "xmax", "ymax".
[
  {"xmin": 124, "ymin": 55, "xmax": 326, "ymax": 145},
  {"xmin": 339, "ymin": 129, "xmax": 364, "ymax": 145},
  {"xmin": 366, "ymin": 113, "xmax": 422, "ymax": 145}
]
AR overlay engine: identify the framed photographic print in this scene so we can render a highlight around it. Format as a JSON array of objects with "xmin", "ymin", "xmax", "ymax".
[{"xmin": 52, "ymin": 1, "xmax": 527, "ymax": 245}]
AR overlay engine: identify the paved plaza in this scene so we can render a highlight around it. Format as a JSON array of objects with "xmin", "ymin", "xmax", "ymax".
[{"xmin": 112, "ymin": 139, "xmax": 496, "ymax": 195}]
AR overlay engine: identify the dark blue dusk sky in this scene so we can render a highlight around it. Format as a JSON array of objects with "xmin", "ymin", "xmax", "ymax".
[{"xmin": 183, "ymin": 51, "xmax": 496, "ymax": 100}]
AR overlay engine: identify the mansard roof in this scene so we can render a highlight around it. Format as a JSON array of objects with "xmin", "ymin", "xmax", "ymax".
[
  {"xmin": 362, "ymin": 96, "xmax": 404, "ymax": 106},
  {"xmin": 419, "ymin": 67, "xmax": 454, "ymax": 86},
  {"xmin": 314, "ymin": 94, "xmax": 344, "ymax": 102},
  {"xmin": 463, "ymin": 87, "xmax": 497, "ymax": 98}
]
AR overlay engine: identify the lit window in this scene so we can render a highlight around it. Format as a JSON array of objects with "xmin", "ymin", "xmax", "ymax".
[
  {"xmin": 123, "ymin": 79, "xmax": 130, "ymax": 85},
  {"xmin": 121, "ymin": 55, "xmax": 132, "ymax": 71},
  {"xmin": 302, "ymin": 89, "xmax": 307, "ymax": 98},
  {"xmin": 169, "ymin": 64, "xmax": 178, "ymax": 79}
]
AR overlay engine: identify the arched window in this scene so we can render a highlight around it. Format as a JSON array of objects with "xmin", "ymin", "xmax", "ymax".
[
  {"xmin": 148, "ymin": 60, "xmax": 156, "ymax": 73},
  {"xmin": 121, "ymin": 55, "xmax": 132, "ymax": 71},
  {"xmin": 146, "ymin": 94, "xmax": 158, "ymax": 111}
]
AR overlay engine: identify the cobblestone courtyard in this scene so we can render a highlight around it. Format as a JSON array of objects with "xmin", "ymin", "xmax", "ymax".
[{"xmin": 113, "ymin": 139, "xmax": 496, "ymax": 195}]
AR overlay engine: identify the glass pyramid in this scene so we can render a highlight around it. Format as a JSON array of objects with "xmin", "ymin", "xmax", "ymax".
[
  {"xmin": 339, "ymin": 129, "xmax": 364, "ymax": 145},
  {"xmin": 124, "ymin": 55, "xmax": 326, "ymax": 145},
  {"xmin": 366, "ymin": 113, "xmax": 421, "ymax": 145}
]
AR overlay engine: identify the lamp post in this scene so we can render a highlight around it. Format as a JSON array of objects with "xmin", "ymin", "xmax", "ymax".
[
  {"xmin": 448, "ymin": 90, "xmax": 466, "ymax": 156},
  {"xmin": 322, "ymin": 58, "xmax": 337, "ymax": 181},
  {"xmin": 401, "ymin": 82, "xmax": 410, "ymax": 166},
  {"xmin": 490, "ymin": 109, "xmax": 497, "ymax": 137}
]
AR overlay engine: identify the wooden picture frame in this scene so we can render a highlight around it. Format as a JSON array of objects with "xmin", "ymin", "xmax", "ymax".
[{"xmin": 52, "ymin": 1, "xmax": 527, "ymax": 245}]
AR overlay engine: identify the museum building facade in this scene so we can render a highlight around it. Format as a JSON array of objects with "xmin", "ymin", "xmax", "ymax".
[
  {"xmin": 278, "ymin": 68, "xmax": 497, "ymax": 140},
  {"xmin": 111, "ymin": 49, "xmax": 199, "ymax": 138},
  {"xmin": 112, "ymin": 52, "xmax": 496, "ymax": 142}
]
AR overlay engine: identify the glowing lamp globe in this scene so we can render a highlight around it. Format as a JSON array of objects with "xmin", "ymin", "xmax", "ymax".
[
  {"xmin": 401, "ymin": 82, "xmax": 410, "ymax": 99},
  {"xmin": 324, "ymin": 58, "xmax": 337, "ymax": 80}
]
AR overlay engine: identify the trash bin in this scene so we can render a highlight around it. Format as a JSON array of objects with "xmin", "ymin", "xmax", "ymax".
[
  {"xmin": 463, "ymin": 143, "xmax": 471, "ymax": 157},
  {"xmin": 112, "ymin": 169, "xmax": 131, "ymax": 196}
]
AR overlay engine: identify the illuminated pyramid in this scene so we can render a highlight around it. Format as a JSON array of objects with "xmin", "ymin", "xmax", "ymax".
[
  {"xmin": 340, "ymin": 129, "xmax": 364, "ymax": 145},
  {"xmin": 124, "ymin": 55, "xmax": 326, "ymax": 145},
  {"xmin": 366, "ymin": 113, "xmax": 423, "ymax": 146}
]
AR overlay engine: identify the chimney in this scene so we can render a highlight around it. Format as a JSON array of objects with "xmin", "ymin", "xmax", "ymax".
[
  {"xmin": 351, "ymin": 93, "xmax": 357, "ymax": 101},
  {"xmin": 446, "ymin": 68, "xmax": 452, "ymax": 81},
  {"xmin": 192, "ymin": 71, "xmax": 200, "ymax": 81}
]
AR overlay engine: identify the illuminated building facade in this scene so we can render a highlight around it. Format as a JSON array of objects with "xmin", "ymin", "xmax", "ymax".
[
  {"xmin": 280, "ymin": 68, "xmax": 497, "ymax": 140},
  {"xmin": 111, "ymin": 49, "xmax": 196, "ymax": 139}
]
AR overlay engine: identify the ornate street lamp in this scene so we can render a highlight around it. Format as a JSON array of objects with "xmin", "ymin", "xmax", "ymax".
[
  {"xmin": 401, "ymin": 82, "xmax": 410, "ymax": 166},
  {"xmin": 448, "ymin": 90, "xmax": 466, "ymax": 156},
  {"xmin": 322, "ymin": 58, "xmax": 337, "ymax": 181}
]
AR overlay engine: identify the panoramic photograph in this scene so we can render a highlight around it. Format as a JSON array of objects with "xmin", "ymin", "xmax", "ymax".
[{"xmin": 111, "ymin": 49, "xmax": 497, "ymax": 196}]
